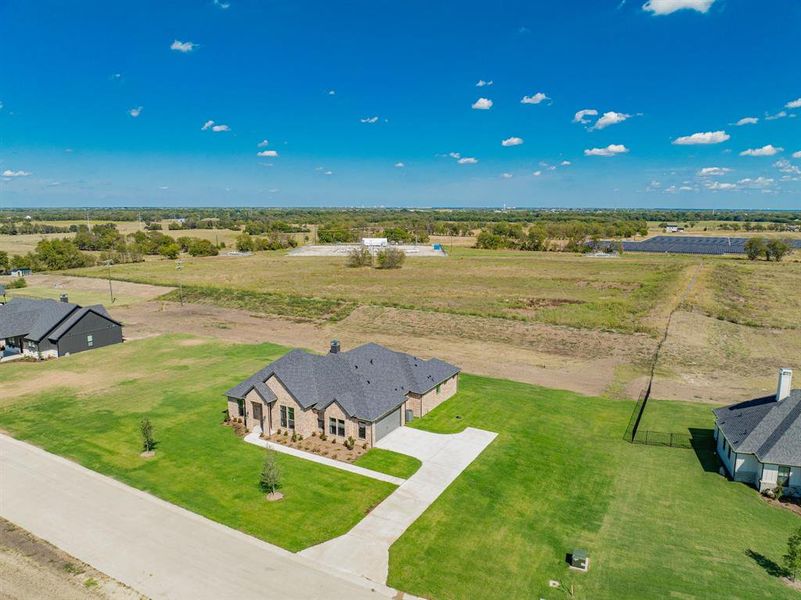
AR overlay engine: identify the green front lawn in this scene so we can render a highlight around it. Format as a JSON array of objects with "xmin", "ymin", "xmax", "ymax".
[
  {"xmin": 0, "ymin": 336, "xmax": 395, "ymax": 552},
  {"xmin": 389, "ymin": 374, "xmax": 800, "ymax": 600},
  {"xmin": 354, "ymin": 448, "xmax": 421, "ymax": 479}
]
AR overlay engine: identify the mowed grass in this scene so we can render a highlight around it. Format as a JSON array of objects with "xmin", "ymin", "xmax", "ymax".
[
  {"xmin": 72, "ymin": 248, "xmax": 689, "ymax": 333},
  {"xmin": 0, "ymin": 336, "xmax": 394, "ymax": 552},
  {"xmin": 4, "ymin": 285, "xmax": 145, "ymax": 307},
  {"xmin": 354, "ymin": 448, "xmax": 422, "ymax": 479},
  {"xmin": 389, "ymin": 374, "xmax": 800, "ymax": 600},
  {"xmin": 685, "ymin": 259, "xmax": 801, "ymax": 329}
]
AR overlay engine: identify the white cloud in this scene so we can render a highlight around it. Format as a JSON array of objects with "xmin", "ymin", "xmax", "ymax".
[
  {"xmin": 774, "ymin": 160, "xmax": 801, "ymax": 175},
  {"xmin": 128, "ymin": 106, "xmax": 143, "ymax": 118},
  {"xmin": 476, "ymin": 80, "xmax": 493, "ymax": 87},
  {"xmin": 0, "ymin": 100, "xmax": 4, "ymax": 111},
  {"xmin": 532, "ymin": 170, "xmax": 542, "ymax": 176},
  {"xmin": 213, "ymin": 0, "xmax": 231, "ymax": 8},
  {"xmin": 327, "ymin": 89, "xmax": 336, "ymax": 95},
  {"xmin": 448, "ymin": 152, "xmax": 461, "ymax": 159},
  {"xmin": 323, "ymin": 170, "xmax": 333, "ymax": 176},
  {"xmin": 573, "ymin": 109, "xmax": 597, "ymax": 124},
  {"xmin": 591, "ymin": 111, "xmax": 632, "ymax": 130},
  {"xmin": 560, "ymin": 160, "xmax": 572, "ymax": 166},
  {"xmin": 257, "ymin": 139, "xmax": 269, "ymax": 147},
  {"xmin": 584, "ymin": 144, "xmax": 629, "ymax": 157},
  {"xmin": 360, "ymin": 116, "xmax": 379, "ymax": 123},
  {"xmin": 706, "ymin": 181, "xmax": 737, "ymax": 191},
  {"xmin": 740, "ymin": 144, "xmax": 783, "ymax": 157},
  {"xmin": 737, "ymin": 177, "xmax": 774, "ymax": 188},
  {"xmin": 673, "ymin": 130, "xmax": 729, "ymax": 145},
  {"xmin": 471, "ymin": 97, "xmax": 493, "ymax": 110},
  {"xmin": 643, "ymin": 0, "xmax": 715, "ymax": 16},
  {"xmin": 501, "ymin": 172, "xmax": 513, "ymax": 179},
  {"xmin": 793, "ymin": 151, "xmax": 801, "ymax": 159},
  {"xmin": 201, "ymin": 120, "xmax": 230, "ymax": 132},
  {"xmin": 765, "ymin": 111, "xmax": 792, "ymax": 121},
  {"xmin": 457, "ymin": 157, "xmax": 478, "ymax": 164},
  {"xmin": 521, "ymin": 93, "xmax": 549, "ymax": 105},
  {"xmin": 170, "ymin": 40, "xmax": 197, "ymax": 53},
  {"xmin": 786, "ymin": 97, "xmax": 801, "ymax": 109},
  {"xmin": 735, "ymin": 117, "xmax": 758, "ymax": 126},
  {"xmin": 394, "ymin": 162, "xmax": 405, "ymax": 168},
  {"xmin": 2, "ymin": 169, "xmax": 31, "ymax": 177},
  {"xmin": 697, "ymin": 167, "xmax": 732, "ymax": 176},
  {"xmin": 257, "ymin": 150, "xmax": 279, "ymax": 157},
  {"xmin": 501, "ymin": 136, "xmax": 524, "ymax": 147}
]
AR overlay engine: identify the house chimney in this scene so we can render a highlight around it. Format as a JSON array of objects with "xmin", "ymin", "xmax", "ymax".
[
  {"xmin": 776, "ymin": 368, "xmax": 793, "ymax": 402},
  {"xmin": 60, "ymin": 293, "xmax": 69, "ymax": 303},
  {"xmin": 329, "ymin": 340, "xmax": 341, "ymax": 354}
]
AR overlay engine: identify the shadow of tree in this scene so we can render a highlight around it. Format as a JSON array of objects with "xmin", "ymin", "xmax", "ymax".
[{"xmin": 746, "ymin": 549, "xmax": 788, "ymax": 578}]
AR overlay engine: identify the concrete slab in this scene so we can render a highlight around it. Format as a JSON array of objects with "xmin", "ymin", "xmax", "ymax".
[
  {"xmin": 300, "ymin": 426, "xmax": 497, "ymax": 584},
  {"xmin": 0, "ymin": 434, "xmax": 409, "ymax": 600}
]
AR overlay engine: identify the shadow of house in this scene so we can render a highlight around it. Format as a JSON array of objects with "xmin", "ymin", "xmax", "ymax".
[{"xmin": 689, "ymin": 428, "xmax": 719, "ymax": 473}]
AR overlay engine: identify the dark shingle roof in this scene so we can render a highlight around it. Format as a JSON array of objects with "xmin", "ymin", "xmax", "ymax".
[
  {"xmin": 714, "ymin": 390, "xmax": 801, "ymax": 465},
  {"xmin": 45, "ymin": 305, "xmax": 119, "ymax": 341},
  {"xmin": 0, "ymin": 298, "xmax": 119, "ymax": 343},
  {"xmin": 226, "ymin": 343, "xmax": 460, "ymax": 421},
  {"xmin": 0, "ymin": 298, "xmax": 77, "ymax": 341}
]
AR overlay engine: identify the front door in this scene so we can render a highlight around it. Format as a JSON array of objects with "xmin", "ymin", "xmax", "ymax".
[{"xmin": 252, "ymin": 402, "xmax": 264, "ymax": 431}]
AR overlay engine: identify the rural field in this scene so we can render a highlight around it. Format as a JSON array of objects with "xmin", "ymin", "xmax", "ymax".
[
  {"xmin": 0, "ymin": 336, "xmax": 797, "ymax": 599},
  {"xmin": 59, "ymin": 243, "xmax": 801, "ymax": 404}
]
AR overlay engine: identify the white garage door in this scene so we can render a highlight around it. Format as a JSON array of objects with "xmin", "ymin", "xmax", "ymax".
[{"xmin": 374, "ymin": 407, "xmax": 402, "ymax": 441}]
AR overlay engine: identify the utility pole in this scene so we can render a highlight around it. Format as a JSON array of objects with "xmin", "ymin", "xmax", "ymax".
[
  {"xmin": 103, "ymin": 259, "xmax": 115, "ymax": 303},
  {"xmin": 176, "ymin": 259, "xmax": 184, "ymax": 306}
]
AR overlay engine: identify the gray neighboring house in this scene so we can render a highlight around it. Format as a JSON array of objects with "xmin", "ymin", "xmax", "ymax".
[
  {"xmin": 226, "ymin": 340, "xmax": 460, "ymax": 447},
  {"xmin": 0, "ymin": 294, "xmax": 123, "ymax": 360},
  {"xmin": 713, "ymin": 368, "xmax": 801, "ymax": 496}
]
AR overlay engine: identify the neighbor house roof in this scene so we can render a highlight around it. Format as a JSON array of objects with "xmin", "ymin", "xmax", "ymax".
[
  {"xmin": 714, "ymin": 390, "xmax": 801, "ymax": 466},
  {"xmin": 0, "ymin": 298, "xmax": 119, "ymax": 343},
  {"xmin": 226, "ymin": 343, "xmax": 460, "ymax": 421}
]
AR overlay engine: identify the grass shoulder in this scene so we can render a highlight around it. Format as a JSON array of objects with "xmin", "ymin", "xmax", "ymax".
[{"xmin": 354, "ymin": 448, "xmax": 421, "ymax": 479}]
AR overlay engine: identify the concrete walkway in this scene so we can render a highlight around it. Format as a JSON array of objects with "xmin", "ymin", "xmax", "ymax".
[
  {"xmin": 244, "ymin": 430, "xmax": 406, "ymax": 486},
  {"xmin": 0, "ymin": 434, "xmax": 406, "ymax": 600},
  {"xmin": 300, "ymin": 426, "xmax": 497, "ymax": 584}
]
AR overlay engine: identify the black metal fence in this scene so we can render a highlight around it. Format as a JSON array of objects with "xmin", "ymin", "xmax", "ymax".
[{"xmin": 632, "ymin": 430, "xmax": 693, "ymax": 448}]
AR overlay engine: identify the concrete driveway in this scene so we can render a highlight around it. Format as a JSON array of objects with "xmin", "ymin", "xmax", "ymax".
[
  {"xmin": 300, "ymin": 426, "xmax": 497, "ymax": 584},
  {"xmin": 0, "ymin": 434, "xmax": 405, "ymax": 600}
]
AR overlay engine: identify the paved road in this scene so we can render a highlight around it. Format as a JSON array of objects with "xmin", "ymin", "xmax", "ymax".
[
  {"xmin": 0, "ymin": 434, "xmax": 402, "ymax": 600},
  {"xmin": 301, "ymin": 427, "xmax": 497, "ymax": 583}
]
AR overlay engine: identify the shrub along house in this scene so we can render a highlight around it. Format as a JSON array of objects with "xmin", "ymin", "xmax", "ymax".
[
  {"xmin": 713, "ymin": 368, "xmax": 801, "ymax": 496},
  {"xmin": 226, "ymin": 341, "xmax": 460, "ymax": 446},
  {"xmin": 0, "ymin": 295, "xmax": 123, "ymax": 360}
]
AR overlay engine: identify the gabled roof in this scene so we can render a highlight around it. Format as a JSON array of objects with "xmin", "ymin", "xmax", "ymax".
[
  {"xmin": 226, "ymin": 343, "xmax": 460, "ymax": 421},
  {"xmin": 714, "ymin": 390, "xmax": 801, "ymax": 466},
  {"xmin": 0, "ymin": 298, "xmax": 119, "ymax": 343},
  {"xmin": 45, "ymin": 305, "xmax": 119, "ymax": 341}
]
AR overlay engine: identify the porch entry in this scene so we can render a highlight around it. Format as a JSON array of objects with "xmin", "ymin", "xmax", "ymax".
[{"xmin": 252, "ymin": 402, "xmax": 264, "ymax": 431}]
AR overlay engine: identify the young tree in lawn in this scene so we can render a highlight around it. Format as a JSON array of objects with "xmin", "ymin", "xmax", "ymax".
[
  {"xmin": 785, "ymin": 526, "xmax": 801, "ymax": 581},
  {"xmin": 140, "ymin": 417, "xmax": 155, "ymax": 453},
  {"xmin": 744, "ymin": 237, "xmax": 766, "ymax": 261},
  {"xmin": 260, "ymin": 447, "xmax": 282, "ymax": 496}
]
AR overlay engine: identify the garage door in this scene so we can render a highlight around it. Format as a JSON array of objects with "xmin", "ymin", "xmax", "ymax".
[{"xmin": 374, "ymin": 407, "xmax": 402, "ymax": 441}]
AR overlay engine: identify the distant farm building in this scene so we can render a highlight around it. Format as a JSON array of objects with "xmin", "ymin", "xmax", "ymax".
[
  {"xmin": 361, "ymin": 237, "xmax": 389, "ymax": 248},
  {"xmin": 664, "ymin": 225, "xmax": 685, "ymax": 233}
]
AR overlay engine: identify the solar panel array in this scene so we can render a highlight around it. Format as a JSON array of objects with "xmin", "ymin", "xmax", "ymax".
[{"xmin": 620, "ymin": 236, "xmax": 801, "ymax": 255}]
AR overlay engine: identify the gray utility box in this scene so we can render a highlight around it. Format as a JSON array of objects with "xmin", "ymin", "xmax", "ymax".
[
  {"xmin": 405, "ymin": 409, "xmax": 414, "ymax": 423},
  {"xmin": 570, "ymin": 549, "xmax": 589, "ymax": 572}
]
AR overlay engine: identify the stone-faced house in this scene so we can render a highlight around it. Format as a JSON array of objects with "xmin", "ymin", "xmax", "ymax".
[
  {"xmin": 0, "ymin": 295, "xmax": 123, "ymax": 360},
  {"xmin": 226, "ymin": 341, "xmax": 460, "ymax": 446},
  {"xmin": 713, "ymin": 369, "xmax": 801, "ymax": 496}
]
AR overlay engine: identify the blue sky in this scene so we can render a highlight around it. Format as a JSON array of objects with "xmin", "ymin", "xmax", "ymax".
[{"xmin": 1, "ymin": 0, "xmax": 800, "ymax": 208}]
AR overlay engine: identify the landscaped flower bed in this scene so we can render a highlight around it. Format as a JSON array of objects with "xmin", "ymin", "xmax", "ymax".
[{"xmin": 263, "ymin": 430, "xmax": 368, "ymax": 463}]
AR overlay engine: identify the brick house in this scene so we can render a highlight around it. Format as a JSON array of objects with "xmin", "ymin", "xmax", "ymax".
[{"xmin": 225, "ymin": 341, "xmax": 460, "ymax": 446}]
